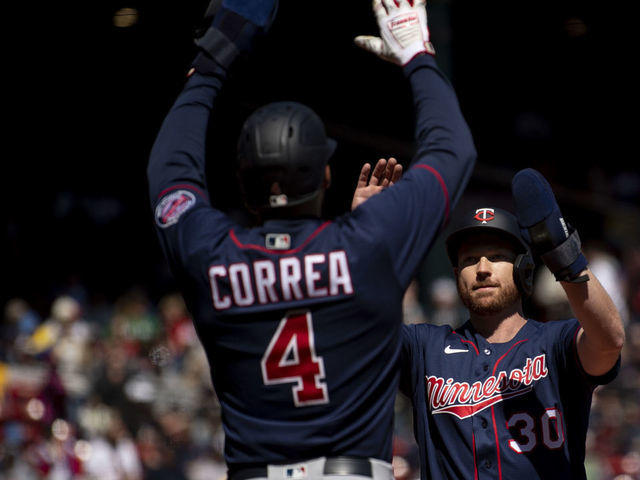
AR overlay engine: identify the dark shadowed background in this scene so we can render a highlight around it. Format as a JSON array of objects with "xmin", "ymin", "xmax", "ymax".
[{"xmin": 5, "ymin": 0, "xmax": 638, "ymax": 315}]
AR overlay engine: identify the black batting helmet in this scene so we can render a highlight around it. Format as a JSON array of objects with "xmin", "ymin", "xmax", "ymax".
[
  {"xmin": 237, "ymin": 101, "xmax": 337, "ymax": 210},
  {"xmin": 445, "ymin": 207, "xmax": 535, "ymax": 297}
]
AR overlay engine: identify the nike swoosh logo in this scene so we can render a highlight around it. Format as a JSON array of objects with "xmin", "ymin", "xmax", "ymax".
[{"xmin": 444, "ymin": 345, "xmax": 469, "ymax": 354}]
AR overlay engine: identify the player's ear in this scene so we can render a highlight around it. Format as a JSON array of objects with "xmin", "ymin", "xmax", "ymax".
[{"xmin": 323, "ymin": 165, "xmax": 331, "ymax": 189}]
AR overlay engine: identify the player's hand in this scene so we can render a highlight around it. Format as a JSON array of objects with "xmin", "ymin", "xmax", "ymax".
[
  {"xmin": 191, "ymin": 0, "xmax": 279, "ymax": 75},
  {"xmin": 354, "ymin": 0, "xmax": 435, "ymax": 66},
  {"xmin": 351, "ymin": 158, "xmax": 403, "ymax": 211},
  {"xmin": 512, "ymin": 168, "xmax": 589, "ymax": 283}
]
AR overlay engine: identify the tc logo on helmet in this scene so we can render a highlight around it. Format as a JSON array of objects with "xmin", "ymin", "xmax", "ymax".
[{"xmin": 474, "ymin": 208, "xmax": 495, "ymax": 224}]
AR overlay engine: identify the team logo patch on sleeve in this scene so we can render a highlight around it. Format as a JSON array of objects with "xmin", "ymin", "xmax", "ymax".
[{"xmin": 155, "ymin": 190, "xmax": 196, "ymax": 228}]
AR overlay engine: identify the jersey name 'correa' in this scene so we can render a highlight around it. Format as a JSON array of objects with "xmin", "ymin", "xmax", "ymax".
[{"xmin": 209, "ymin": 249, "xmax": 354, "ymax": 310}]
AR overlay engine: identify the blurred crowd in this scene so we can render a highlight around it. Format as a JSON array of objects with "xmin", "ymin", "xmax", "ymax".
[
  {"xmin": 1, "ymin": 242, "xmax": 639, "ymax": 480},
  {"xmin": 1, "ymin": 290, "xmax": 225, "ymax": 480}
]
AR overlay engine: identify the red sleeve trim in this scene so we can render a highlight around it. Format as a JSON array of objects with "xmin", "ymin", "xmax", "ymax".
[
  {"xmin": 157, "ymin": 183, "xmax": 207, "ymax": 200},
  {"xmin": 412, "ymin": 165, "xmax": 450, "ymax": 223}
]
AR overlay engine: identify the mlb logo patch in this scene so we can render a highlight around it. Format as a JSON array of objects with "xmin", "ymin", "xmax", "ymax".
[
  {"xmin": 155, "ymin": 190, "xmax": 196, "ymax": 228},
  {"xmin": 266, "ymin": 233, "xmax": 291, "ymax": 250},
  {"xmin": 284, "ymin": 466, "xmax": 307, "ymax": 479}
]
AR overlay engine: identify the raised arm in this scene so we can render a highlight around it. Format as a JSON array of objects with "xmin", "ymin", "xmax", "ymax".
[
  {"xmin": 147, "ymin": 73, "xmax": 221, "ymax": 203},
  {"xmin": 355, "ymin": 0, "xmax": 476, "ymax": 223},
  {"xmin": 512, "ymin": 168, "xmax": 625, "ymax": 376},
  {"xmin": 562, "ymin": 269, "xmax": 624, "ymax": 375},
  {"xmin": 349, "ymin": 0, "xmax": 476, "ymax": 288},
  {"xmin": 404, "ymin": 53, "xmax": 477, "ymax": 219},
  {"xmin": 147, "ymin": 0, "xmax": 279, "ymax": 202},
  {"xmin": 147, "ymin": 0, "xmax": 279, "ymax": 275}
]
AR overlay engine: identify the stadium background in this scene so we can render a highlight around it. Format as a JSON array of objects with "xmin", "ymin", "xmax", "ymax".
[{"xmin": 3, "ymin": 1, "xmax": 639, "ymax": 479}]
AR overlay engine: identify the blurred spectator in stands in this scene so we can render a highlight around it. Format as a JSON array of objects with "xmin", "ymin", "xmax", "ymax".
[
  {"xmin": 426, "ymin": 276, "xmax": 464, "ymax": 328},
  {"xmin": 532, "ymin": 265, "xmax": 573, "ymax": 322},
  {"xmin": 622, "ymin": 245, "xmax": 640, "ymax": 325},
  {"xmin": 136, "ymin": 423, "xmax": 188, "ymax": 480},
  {"xmin": 110, "ymin": 288, "xmax": 161, "ymax": 357},
  {"xmin": 391, "ymin": 435, "xmax": 420, "ymax": 480},
  {"xmin": 2, "ymin": 298, "xmax": 40, "ymax": 363},
  {"xmin": 402, "ymin": 280, "xmax": 427, "ymax": 325},
  {"xmin": 584, "ymin": 241, "xmax": 630, "ymax": 326},
  {"xmin": 82, "ymin": 409, "xmax": 143, "ymax": 480},
  {"xmin": 47, "ymin": 296, "xmax": 93, "ymax": 423},
  {"xmin": 157, "ymin": 293, "xmax": 198, "ymax": 363},
  {"xmin": 93, "ymin": 339, "xmax": 153, "ymax": 434}
]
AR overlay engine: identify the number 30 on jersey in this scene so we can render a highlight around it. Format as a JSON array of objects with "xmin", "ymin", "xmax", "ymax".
[{"xmin": 261, "ymin": 311, "xmax": 329, "ymax": 406}]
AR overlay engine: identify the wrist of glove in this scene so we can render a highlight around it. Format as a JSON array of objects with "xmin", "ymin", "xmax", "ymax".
[
  {"xmin": 355, "ymin": 0, "xmax": 435, "ymax": 66},
  {"xmin": 512, "ymin": 168, "xmax": 589, "ymax": 283},
  {"xmin": 527, "ymin": 220, "xmax": 589, "ymax": 282},
  {"xmin": 191, "ymin": 0, "xmax": 278, "ymax": 75}
]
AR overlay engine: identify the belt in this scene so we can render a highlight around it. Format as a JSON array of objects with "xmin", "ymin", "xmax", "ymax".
[
  {"xmin": 228, "ymin": 457, "xmax": 373, "ymax": 480},
  {"xmin": 324, "ymin": 457, "xmax": 372, "ymax": 476}
]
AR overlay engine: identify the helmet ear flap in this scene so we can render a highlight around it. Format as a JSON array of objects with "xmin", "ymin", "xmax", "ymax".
[{"xmin": 513, "ymin": 252, "xmax": 535, "ymax": 298}]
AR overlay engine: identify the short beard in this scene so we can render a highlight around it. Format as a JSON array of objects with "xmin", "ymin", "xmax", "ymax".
[{"xmin": 458, "ymin": 279, "xmax": 521, "ymax": 316}]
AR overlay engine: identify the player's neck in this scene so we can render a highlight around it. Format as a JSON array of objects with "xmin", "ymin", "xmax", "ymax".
[
  {"xmin": 469, "ymin": 308, "xmax": 527, "ymax": 344},
  {"xmin": 257, "ymin": 194, "xmax": 324, "ymax": 222}
]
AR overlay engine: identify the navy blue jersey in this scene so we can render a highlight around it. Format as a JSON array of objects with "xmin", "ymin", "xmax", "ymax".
[
  {"xmin": 147, "ymin": 54, "xmax": 476, "ymax": 466},
  {"xmin": 400, "ymin": 319, "xmax": 620, "ymax": 480}
]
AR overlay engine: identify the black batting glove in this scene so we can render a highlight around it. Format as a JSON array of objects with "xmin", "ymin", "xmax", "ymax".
[
  {"xmin": 191, "ymin": 0, "xmax": 279, "ymax": 76},
  {"xmin": 512, "ymin": 168, "xmax": 589, "ymax": 283}
]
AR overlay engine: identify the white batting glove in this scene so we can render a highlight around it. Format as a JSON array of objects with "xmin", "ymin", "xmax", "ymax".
[{"xmin": 355, "ymin": 0, "xmax": 435, "ymax": 66}]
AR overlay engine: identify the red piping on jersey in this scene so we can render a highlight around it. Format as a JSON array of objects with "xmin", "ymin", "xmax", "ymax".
[
  {"xmin": 490, "ymin": 405, "xmax": 502, "ymax": 480},
  {"xmin": 453, "ymin": 332, "xmax": 479, "ymax": 355},
  {"xmin": 472, "ymin": 432, "xmax": 478, "ymax": 480},
  {"xmin": 412, "ymin": 165, "xmax": 450, "ymax": 223},
  {"xmin": 157, "ymin": 183, "xmax": 207, "ymax": 200},
  {"xmin": 229, "ymin": 221, "xmax": 332, "ymax": 254},
  {"xmin": 491, "ymin": 339, "xmax": 528, "ymax": 376},
  {"xmin": 490, "ymin": 338, "xmax": 528, "ymax": 480}
]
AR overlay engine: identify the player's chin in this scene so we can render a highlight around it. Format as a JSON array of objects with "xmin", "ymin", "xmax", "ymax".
[
  {"xmin": 468, "ymin": 298, "xmax": 504, "ymax": 315},
  {"xmin": 463, "ymin": 286, "xmax": 519, "ymax": 315},
  {"xmin": 460, "ymin": 290, "xmax": 494, "ymax": 313}
]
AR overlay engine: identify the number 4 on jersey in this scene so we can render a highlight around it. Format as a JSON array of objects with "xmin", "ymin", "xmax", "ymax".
[{"xmin": 261, "ymin": 311, "xmax": 329, "ymax": 406}]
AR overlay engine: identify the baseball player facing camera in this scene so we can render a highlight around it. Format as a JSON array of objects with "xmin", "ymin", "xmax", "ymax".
[
  {"xmin": 399, "ymin": 169, "xmax": 625, "ymax": 479},
  {"xmin": 147, "ymin": 0, "xmax": 475, "ymax": 479}
]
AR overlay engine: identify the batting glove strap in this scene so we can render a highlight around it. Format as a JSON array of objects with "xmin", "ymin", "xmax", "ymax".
[
  {"xmin": 533, "ymin": 227, "xmax": 589, "ymax": 282},
  {"xmin": 512, "ymin": 167, "xmax": 589, "ymax": 283},
  {"xmin": 192, "ymin": 0, "xmax": 277, "ymax": 73},
  {"xmin": 195, "ymin": 26, "xmax": 241, "ymax": 71}
]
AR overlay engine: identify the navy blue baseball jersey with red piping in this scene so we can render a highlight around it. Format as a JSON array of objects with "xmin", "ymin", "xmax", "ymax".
[
  {"xmin": 147, "ymin": 54, "xmax": 476, "ymax": 466},
  {"xmin": 400, "ymin": 319, "xmax": 620, "ymax": 480}
]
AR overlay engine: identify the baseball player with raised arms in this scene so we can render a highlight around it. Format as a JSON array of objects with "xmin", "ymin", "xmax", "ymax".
[
  {"xmin": 147, "ymin": 0, "xmax": 476, "ymax": 479},
  {"xmin": 398, "ymin": 169, "xmax": 625, "ymax": 479}
]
